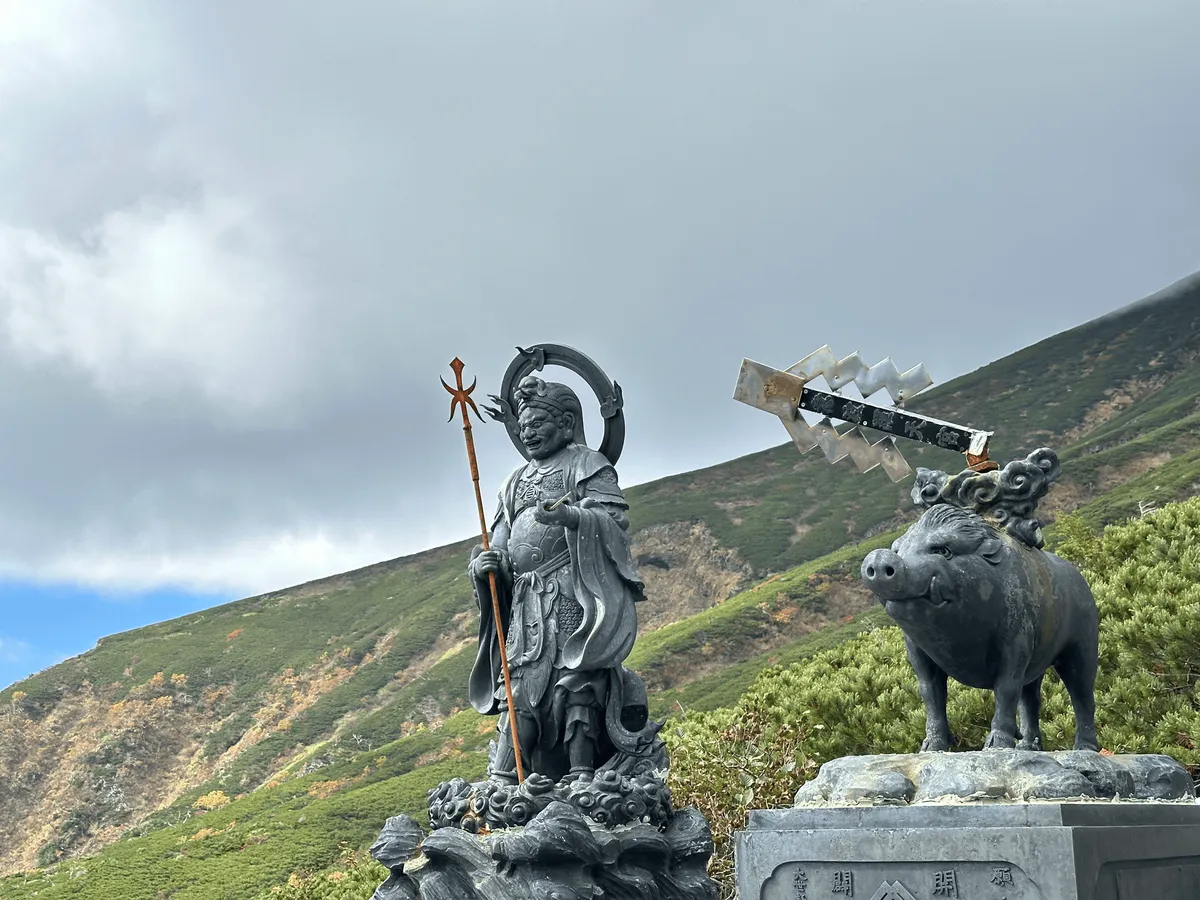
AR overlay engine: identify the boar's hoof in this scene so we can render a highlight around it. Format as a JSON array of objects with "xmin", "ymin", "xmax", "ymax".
[
  {"xmin": 984, "ymin": 730, "xmax": 1017, "ymax": 750},
  {"xmin": 1074, "ymin": 736, "xmax": 1101, "ymax": 752},
  {"xmin": 920, "ymin": 734, "xmax": 956, "ymax": 753},
  {"xmin": 1017, "ymin": 735, "xmax": 1043, "ymax": 751}
]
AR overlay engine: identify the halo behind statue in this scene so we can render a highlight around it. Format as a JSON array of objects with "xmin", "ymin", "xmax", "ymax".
[{"xmin": 483, "ymin": 344, "xmax": 626, "ymax": 465}]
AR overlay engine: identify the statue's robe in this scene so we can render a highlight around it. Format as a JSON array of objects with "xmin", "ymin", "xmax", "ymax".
[{"xmin": 467, "ymin": 443, "xmax": 653, "ymax": 773}]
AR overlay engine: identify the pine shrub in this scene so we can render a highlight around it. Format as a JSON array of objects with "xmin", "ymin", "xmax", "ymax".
[{"xmin": 254, "ymin": 846, "xmax": 386, "ymax": 900}]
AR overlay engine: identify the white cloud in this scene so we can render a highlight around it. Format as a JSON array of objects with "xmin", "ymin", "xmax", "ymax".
[
  {"xmin": 0, "ymin": 194, "xmax": 308, "ymax": 416},
  {"xmin": 0, "ymin": 0, "xmax": 124, "ymax": 95},
  {"xmin": 0, "ymin": 528, "xmax": 403, "ymax": 597},
  {"xmin": 0, "ymin": 636, "xmax": 30, "ymax": 664}
]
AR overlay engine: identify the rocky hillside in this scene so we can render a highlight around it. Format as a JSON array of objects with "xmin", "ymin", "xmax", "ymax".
[{"xmin": 1, "ymin": 273, "xmax": 1199, "ymax": 895}]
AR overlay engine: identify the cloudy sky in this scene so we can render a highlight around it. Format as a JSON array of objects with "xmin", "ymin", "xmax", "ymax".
[{"xmin": 1, "ymin": 0, "xmax": 1198, "ymax": 686}]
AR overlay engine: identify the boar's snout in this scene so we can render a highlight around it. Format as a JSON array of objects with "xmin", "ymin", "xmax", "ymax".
[{"xmin": 861, "ymin": 548, "xmax": 910, "ymax": 600}]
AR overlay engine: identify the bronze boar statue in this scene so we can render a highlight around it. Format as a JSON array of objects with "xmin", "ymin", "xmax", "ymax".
[{"xmin": 860, "ymin": 448, "xmax": 1099, "ymax": 752}]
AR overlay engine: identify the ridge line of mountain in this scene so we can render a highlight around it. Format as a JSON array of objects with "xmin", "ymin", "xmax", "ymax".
[{"xmin": 61, "ymin": 267, "xmax": 1200, "ymax": 656}]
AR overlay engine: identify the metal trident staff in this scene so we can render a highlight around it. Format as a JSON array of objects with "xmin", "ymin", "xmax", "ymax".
[{"xmin": 441, "ymin": 357, "xmax": 525, "ymax": 783}]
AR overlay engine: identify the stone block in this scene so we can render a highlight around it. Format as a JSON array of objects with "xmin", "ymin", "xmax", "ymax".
[{"xmin": 736, "ymin": 802, "xmax": 1200, "ymax": 899}]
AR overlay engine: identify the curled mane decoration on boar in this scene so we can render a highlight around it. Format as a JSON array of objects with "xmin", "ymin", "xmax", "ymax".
[{"xmin": 912, "ymin": 447, "xmax": 1061, "ymax": 549}]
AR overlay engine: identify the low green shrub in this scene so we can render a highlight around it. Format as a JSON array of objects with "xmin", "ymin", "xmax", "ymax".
[{"xmin": 253, "ymin": 846, "xmax": 387, "ymax": 900}]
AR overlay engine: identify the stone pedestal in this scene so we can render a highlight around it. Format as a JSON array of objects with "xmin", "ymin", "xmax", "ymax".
[
  {"xmin": 735, "ymin": 803, "xmax": 1200, "ymax": 900},
  {"xmin": 736, "ymin": 752, "xmax": 1198, "ymax": 899}
]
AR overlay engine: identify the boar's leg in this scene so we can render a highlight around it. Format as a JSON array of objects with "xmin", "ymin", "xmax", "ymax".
[
  {"xmin": 1016, "ymin": 674, "xmax": 1044, "ymax": 751},
  {"xmin": 1055, "ymin": 644, "xmax": 1100, "ymax": 751},
  {"xmin": 904, "ymin": 637, "xmax": 956, "ymax": 752},
  {"xmin": 984, "ymin": 672, "xmax": 1022, "ymax": 750}
]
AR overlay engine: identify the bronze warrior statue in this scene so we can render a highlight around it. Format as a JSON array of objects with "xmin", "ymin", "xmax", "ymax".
[
  {"xmin": 468, "ymin": 364, "xmax": 663, "ymax": 786},
  {"xmin": 374, "ymin": 349, "xmax": 718, "ymax": 900}
]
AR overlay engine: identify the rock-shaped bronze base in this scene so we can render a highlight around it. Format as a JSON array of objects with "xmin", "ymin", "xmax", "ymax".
[
  {"xmin": 369, "ymin": 800, "xmax": 718, "ymax": 900},
  {"xmin": 428, "ymin": 770, "xmax": 674, "ymax": 831}
]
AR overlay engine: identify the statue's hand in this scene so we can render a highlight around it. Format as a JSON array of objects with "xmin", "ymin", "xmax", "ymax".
[
  {"xmin": 533, "ymin": 500, "xmax": 581, "ymax": 529},
  {"xmin": 471, "ymin": 549, "xmax": 511, "ymax": 581}
]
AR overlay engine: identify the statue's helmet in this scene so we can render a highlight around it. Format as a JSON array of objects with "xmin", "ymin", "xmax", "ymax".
[{"xmin": 514, "ymin": 375, "xmax": 587, "ymax": 446}]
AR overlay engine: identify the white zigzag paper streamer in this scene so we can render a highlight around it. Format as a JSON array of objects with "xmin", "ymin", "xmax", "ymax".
[
  {"xmin": 732, "ymin": 356, "xmax": 922, "ymax": 482},
  {"xmin": 786, "ymin": 345, "xmax": 933, "ymax": 404}
]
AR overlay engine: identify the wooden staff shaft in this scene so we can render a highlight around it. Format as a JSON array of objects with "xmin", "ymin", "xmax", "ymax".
[{"xmin": 448, "ymin": 364, "xmax": 525, "ymax": 783}]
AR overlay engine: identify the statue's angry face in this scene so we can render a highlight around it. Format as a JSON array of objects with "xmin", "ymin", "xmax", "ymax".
[
  {"xmin": 518, "ymin": 406, "xmax": 574, "ymax": 459},
  {"xmin": 514, "ymin": 375, "xmax": 585, "ymax": 458}
]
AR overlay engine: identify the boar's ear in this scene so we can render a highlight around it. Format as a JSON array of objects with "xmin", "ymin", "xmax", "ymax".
[{"xmin": 978, "ymin": 536, "xmax": 1004, "ymax": 566}]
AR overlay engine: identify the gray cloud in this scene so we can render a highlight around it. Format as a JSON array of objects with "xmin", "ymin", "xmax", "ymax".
[{"xmin": 0, "ymin": 0, "xmax": 1198, "ymax": 592}]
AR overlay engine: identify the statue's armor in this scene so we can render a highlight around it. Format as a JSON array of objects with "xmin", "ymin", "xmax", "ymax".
[
  {"xmin": 507, "ymin": 463, "xmax": 585, "ymax": 647},
  {"xmin": 508, "ymin": 509, "xmax": 568, "ymax": 575}
]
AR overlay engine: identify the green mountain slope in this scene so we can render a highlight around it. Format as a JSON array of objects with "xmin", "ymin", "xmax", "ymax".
[
  {"xmin": 632, "ymin": 279, "xmax": 1200, "ymax": 573},
  {"xmin": 2, "ymin": 273, "xmax": 1199, "ymax": 898}
]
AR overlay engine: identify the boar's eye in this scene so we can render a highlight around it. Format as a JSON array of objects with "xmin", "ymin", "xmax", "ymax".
[{"xmin": 930, "ymin": 545, "xmax": 953, "ymax": 559}]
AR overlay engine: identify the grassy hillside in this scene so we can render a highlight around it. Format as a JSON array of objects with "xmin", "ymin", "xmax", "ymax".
[{"xmin": 1, "ymin": 273, "xmax": 1199, "ymax": 898}]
